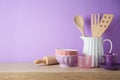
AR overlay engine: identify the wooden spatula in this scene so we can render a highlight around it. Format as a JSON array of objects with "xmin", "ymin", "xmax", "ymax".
[{"xmin": 97, "ymin": 14, "xmax": 114, "ymax": 37}]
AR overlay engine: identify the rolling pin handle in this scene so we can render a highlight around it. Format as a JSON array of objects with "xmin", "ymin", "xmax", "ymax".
[{"xmin": 34, "ymin": 59, "xmax": 46, "ymax": 64}]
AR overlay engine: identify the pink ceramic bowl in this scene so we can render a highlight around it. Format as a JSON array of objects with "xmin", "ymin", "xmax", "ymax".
[
  {"xmin": 55, "ymin": 55, "xmax": 77, "ymax": 67},
  {"xmin": 55, "ymin": 49, "xmax": 78, "ymax": 55}
]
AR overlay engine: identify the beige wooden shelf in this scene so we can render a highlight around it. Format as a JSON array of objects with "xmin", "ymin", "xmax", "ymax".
[{"xmin": 0, "ymin": 63, "xmax": 120, "ymax": 80}]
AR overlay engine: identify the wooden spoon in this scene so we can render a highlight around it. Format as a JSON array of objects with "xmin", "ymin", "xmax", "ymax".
[{"xmin": 74, "ymin": 16, "xmax": 85, "ymax": 36}]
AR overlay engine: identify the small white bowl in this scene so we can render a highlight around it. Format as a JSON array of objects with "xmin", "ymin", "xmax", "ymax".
[{"xmin": 56, "ymin": 55, "xmax": 77, "ymax": 68}]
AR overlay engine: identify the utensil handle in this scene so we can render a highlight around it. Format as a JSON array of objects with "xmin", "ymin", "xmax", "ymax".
[
  {"xmin": 34, "ymin": 59, "xmax": 46, "ymax": 64},
  {"xmin": 103, "ymin": 39, "xmax": 113, "ymax": 53},
  {"xmin": 81, "ymin": 31, "xmax": 85, "ymax": 37}
]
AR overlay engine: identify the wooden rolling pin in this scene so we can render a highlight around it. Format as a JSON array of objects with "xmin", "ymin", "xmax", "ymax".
[{"xmin": 34, "ymin": 56, "xmax": 58, "ymax": 65}]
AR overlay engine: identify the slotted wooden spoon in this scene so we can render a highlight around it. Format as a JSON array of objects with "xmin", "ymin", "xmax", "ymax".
[
  {"xmin": 97, "ymin": 14, "xmax": 114, "ymax": 37},
  {"xmin": 74, "ymin": 16, "xmax": 85, "ymax": 36}
]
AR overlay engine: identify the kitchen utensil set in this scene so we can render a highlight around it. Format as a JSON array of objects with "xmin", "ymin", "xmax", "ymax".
[
  {"xmin": 74, "ymin": 13, "xmax": 114, "ymax": 68},
  {"xmin": 74, "ymin": 13, "xmax": 114, "ymax": 37}
]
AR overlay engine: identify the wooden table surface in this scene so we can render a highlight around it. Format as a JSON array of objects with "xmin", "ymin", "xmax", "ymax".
[{"xmin": 0, "ymin": 63, "xmax": 120, "ymax": 80}]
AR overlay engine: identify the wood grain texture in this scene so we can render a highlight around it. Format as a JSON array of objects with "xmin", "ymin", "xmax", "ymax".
[{"xmin": 0, "ymin": 63, "xmax": 119, "ymax": 80}]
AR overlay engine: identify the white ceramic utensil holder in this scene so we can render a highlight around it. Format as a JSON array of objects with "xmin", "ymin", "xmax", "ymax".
[{"xmin": 80, "ymin": 37, "xmax": 112, "ymax": 67}]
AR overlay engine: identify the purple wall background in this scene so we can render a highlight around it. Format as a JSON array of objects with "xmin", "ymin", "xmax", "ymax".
[{"xmin": 0, "ymin": 0, "xmax": 120, "ymax": 62}]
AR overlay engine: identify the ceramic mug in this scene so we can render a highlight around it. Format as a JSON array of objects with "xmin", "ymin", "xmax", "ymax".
[{"xmin": 101, "ymin": 53, "xmax": 116, "ymax": 66}]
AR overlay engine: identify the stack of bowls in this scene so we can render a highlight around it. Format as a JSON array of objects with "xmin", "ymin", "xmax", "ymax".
[{"xmin": 55, "ymin": 49, "xmax": 78, "ymax": 68}]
